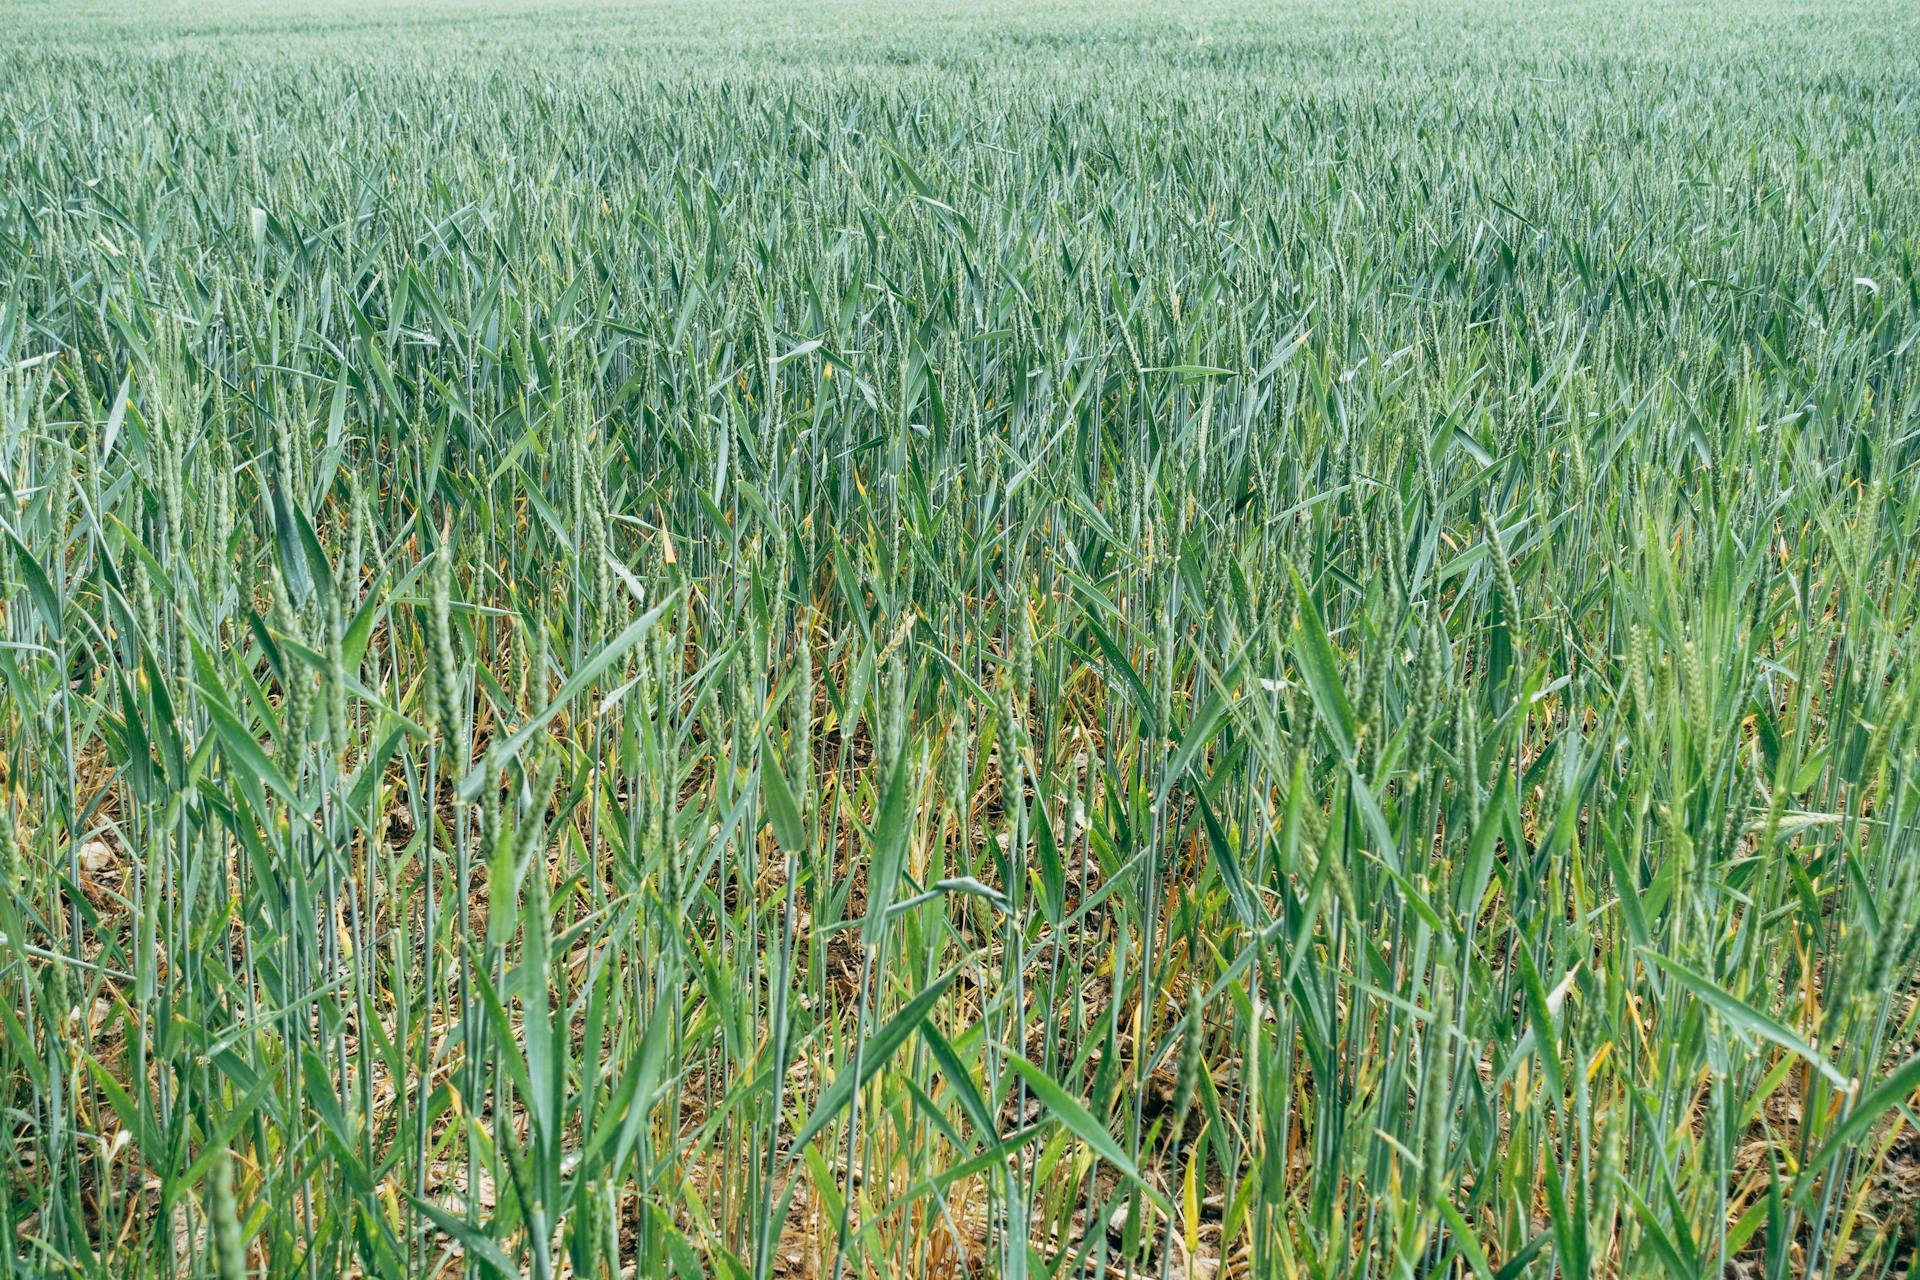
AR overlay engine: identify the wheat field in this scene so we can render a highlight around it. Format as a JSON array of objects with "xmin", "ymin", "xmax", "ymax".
[{"xmin": 2, "ymin": 0, "xmax": 1919, "ymax": 1276}]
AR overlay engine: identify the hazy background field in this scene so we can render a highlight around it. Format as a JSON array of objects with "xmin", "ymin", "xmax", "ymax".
[{"xmin": 3, "ymin": 1, "xmax": 1918, "ymax": 1277}]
